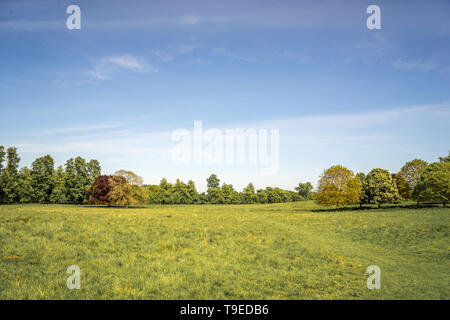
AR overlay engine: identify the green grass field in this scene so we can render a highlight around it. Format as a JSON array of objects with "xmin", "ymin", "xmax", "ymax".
[{"xmin": 0, "ymin": 201, "xmax": 448, "ymax": 299}]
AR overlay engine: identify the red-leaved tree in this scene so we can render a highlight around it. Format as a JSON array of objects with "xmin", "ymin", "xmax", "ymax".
[{"xmin": 86, "ymin": 175, "xmax": 113, "ymax": 205}]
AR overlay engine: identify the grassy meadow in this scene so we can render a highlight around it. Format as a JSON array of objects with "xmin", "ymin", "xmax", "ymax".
[{"xmin": 0, "ymin": 201, "xmax": 448, "ymax": 299}]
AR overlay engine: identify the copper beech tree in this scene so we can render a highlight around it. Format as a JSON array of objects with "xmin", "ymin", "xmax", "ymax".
[
  {"xmin": 86, "ymin": 175, "xmax": 114, "ymax": 205},
  {"xmin": 87, "ymin": 170, "xmax": 147, "ymax": 207}
]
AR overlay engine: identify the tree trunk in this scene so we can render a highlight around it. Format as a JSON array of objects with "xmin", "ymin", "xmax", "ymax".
[
  {"xmin": 378, "ymin": 203, "xmax": 381, "ymax": 209},
  {"xmin": 444, "ymin": 201, "xmax": 447, "ymax": 208}
]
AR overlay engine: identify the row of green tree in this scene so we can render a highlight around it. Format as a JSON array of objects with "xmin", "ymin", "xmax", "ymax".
[
  {"xmin": 146, "ymin": 174, "xmax": 312, "ymax": 204},
  {"xmin": 0, "ymin": 146, "xmax": 313, "ymax": 206},
  {"xmin": 316, "ymin": 153, "xmax": 450, "ymax": 209},
  {"xmin": 0, "ymin": 146, "xmax": 100, "ymax": 204},
  {"xmin": 87, "ymin": 173, "xmax": 312, "ymax": 206},
  {"xmin": 2, "ymin": 145, "xmax": 448, "ymax": 208}
]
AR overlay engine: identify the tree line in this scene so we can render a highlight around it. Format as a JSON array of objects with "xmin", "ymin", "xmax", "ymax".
[
  {"xmin": 145, "ymin": 174, "xmax": 310, "ymax": 205},
  {"xmin": 87, "ymin": 173, "xmax": 310, "ymax": 206},
  {"xmin": 1, "ymin": 145, "xmax": 448, "ymax": 207},
  {"xmin": 316, "ymin": 152, "xmax": 450, "ymax": 209},
  {"xmin": 0, "ymin": 146, "xmax": 100, "ymax": 204},
  {"xmin": 0, "ymin": 146, "xmax": 313, "ymax": 206}
]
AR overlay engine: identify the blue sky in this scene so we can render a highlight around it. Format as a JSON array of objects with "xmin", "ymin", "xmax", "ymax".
[{"xmin": 1, "ymin": 0, "xmax": 449, "ymax": 191}]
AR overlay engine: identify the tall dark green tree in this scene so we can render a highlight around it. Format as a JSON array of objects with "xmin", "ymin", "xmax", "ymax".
[
  {"xmin": 266, "ymin": 187, "xmax": 282, "ymax": 203},
  {"xmin": 198, "ymin": 192, "xmax": 208, "ymax": 204},
  {"xmin": 64, "ymin": 157, "xmax": 101, "ymax": 203},
  {"xmin": 256, "ymin": 189, "xmax": 268, "ymax": 204},
  {"xmin": 207, "ymin": 187, "xmax": 224, "ymax": 204},
  {"xmin": 0, "ymin": 147, "xmax": 21, "ymax": 203},
  {"xmin": 18, "ymin": 167, "xmax": 33, "ymax": 203},
  {"xmin": 242, "ymin": 183, "xmax": 258, "ymax": 204},
  {"xmin": 147, "ymin": 184, "xmax": 161, "ymax": 204},
  {"xmin": 0, "ymin": 146, "xmax": 5, "ymax": 172},
  {"xmin": 206, "ymin": 174, "xmax": 220, "ymax": 189},
  {"xmin": 31, "ymin": 155, "xmax": 55, "ymax": 203},
  {"xmin": 0, "ymin": 146, "xmax": 5, "ymax": 203},
  {"xmin": 207, "ymin": 174, "xmax": 221, "ymax": 203},
  {"xmin": 171, "ymin": 179, "xmax": 192, "ymax": 204},
  {"xmin": 187, "ymin": 180, "xmax": 199, "ymax": 203},
  {"xmin": 221, "ymin": 183, "xmax": 240, "ymax": 204},
  {"xmin": 157, "ymin": 178, "xmax": 173, "ymax": 204},
  {"xmin": 50, "ymin": 166, "xmax": 67, "ymax": 204},
  {"xmin": 295, "ymin": 182, "xmax": 313, "ymax": 200}
]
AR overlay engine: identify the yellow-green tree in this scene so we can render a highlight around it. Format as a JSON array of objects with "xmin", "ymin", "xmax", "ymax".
[
  {"xmin": 108, "ymin": 170, "xmax": 147, "ymax": 207},
  {"xmin": 413, "ymin": 161, "xmax": 450, "ymax": 207},
  {"xmin": 362, "ymin": 168, "xmax": 401, "ymax": 208},
  {"xmin": 393, "ymin": 173, "xmax": 410, "ymax": 200},
  {"xmin": 316, "ymin": 165, "xmax": 361, "ymax": 209},
  {"xmin": 396, "ymin": 159, "xmax": 428, "ymax": 199}
]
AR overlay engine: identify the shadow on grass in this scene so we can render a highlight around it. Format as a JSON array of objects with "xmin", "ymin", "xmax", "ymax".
[
  {"xmin": 311, "ymin": 203, "xmax": 443, "ymax": 213},
  {"xmin": 82, "ymin": 205, "xmax": 149, "ymax": 209}
]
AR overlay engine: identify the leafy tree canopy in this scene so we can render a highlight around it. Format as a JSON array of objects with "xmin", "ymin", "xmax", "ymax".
[
  {"xmin": 206, "ymin": 174, "xmax": 220, "ymax": 189},
  {"xmin": 363, "ymin": 168, "xmax": 400, "ymax": 207},
  {"xmin": 109, "ymin": 170, "xmax": 147, "ymax": 207},
  {"xmin": 316, "ymin": 165, "xmax": 361, "ymax": 209},
  {"xmin": 413, "ymin": 161, "xmax": 450, "ymax": 207},
  {"xmin": 295, "ymin": 182, "xmax": 313, "ymax": 200}
]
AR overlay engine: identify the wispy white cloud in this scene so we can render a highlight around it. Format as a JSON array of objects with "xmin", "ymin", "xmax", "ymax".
[
  {"xmin": 149, "ymin": 40, "xmax": 201, "ymax": 63},
  {"xmin": 107, "ymin": 55, "xmax": 145, "ymax": 71},
  {"xmin": 149, "ymin": 50, "xmax": 175, "ymax": 62},
  {"xmin": 251, "ymin": 105, "xmax": 445, "ymax": 130},
  {"xmin": 213, "ymin": 47, "xmax": 257, "ymax": 63},
  {"xmin": 39, "ymin": 124, "xmax": 122, "ymax": 135},
  {"xmin": 185, "ymin": 58, "xmax": 206, "ymax": 66},
  {"xmin": 88, "ymin": 54, "xmax": 157, "ymax": 80},
  {"xmin": 17, "ymin": 132, "xmax": 170, "ymax": 155},
  {"xmin": 180, "ymin": 15, "xmax": 199, "ymax": 25},
  {"xmin": 281, "ymin": 50, "xmax": 310, "ymax": 65},
  {"xmin": 393, "ymin": 58, "xmax": 438, "ymax": 72},
  {"xmin": 176, "ymin": 42, "xmax": 200, "ymax": 54}
]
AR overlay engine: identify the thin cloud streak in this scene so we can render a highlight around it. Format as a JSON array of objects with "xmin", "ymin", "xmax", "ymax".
[
  {"xmin": 39, "ymin": 124, "xmax": 122, "ymax": 135},
  {"xmin": 180, "ymin": 15, "xmax": 199, "ymax": 25},
  {"xmin": 88, "ymin": 54, "xmax": 157, "ymax": 80},
  {"xmin": 393, "ymin": 59, "xmax": 438, "ymax": 72},
  {"xmin": 249, "ymin": 104, "xmax": 448, "ymax": 130}
]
